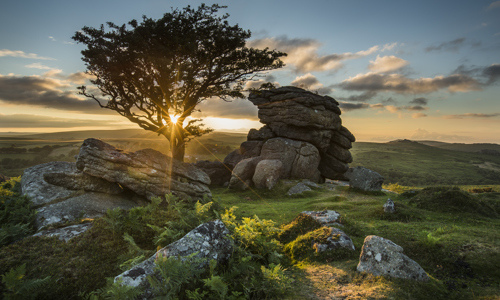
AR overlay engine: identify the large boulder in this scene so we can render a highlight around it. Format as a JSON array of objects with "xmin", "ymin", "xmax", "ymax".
[
  {"xmin": 21, "ymin": 161, "xmax": 141, "ymax": 229},
  {"xmin": 344, "ymin": 166, "xmax": 384, "ymax": 191},
  {"xmin": 115, "ymin": 220, "xmax": 233, "ymax": 297},
  {"xmin": 252, "ymin": 159, "xmax": 283, "ymax": 189},
  {"xmin": 260, "ymin": 138, "xmax": 321, "ymax": 181},
  {"xmin": 357, "ymin": 235, "xmax": 429, "ymax": 282},
  {"xmin": 228, "ymin": 157, "xmax": 263, "ymax": 190},
  {"xmin": 313, "ymin": 227, "xmax": 355, "ymax": 252},
  {"xmin": 76, "ymin": 138, "xmax": 211, "ymax": 201},
  {"xmin": 193, "ymin": 160, "xmax": 231, "ymax": 186}
]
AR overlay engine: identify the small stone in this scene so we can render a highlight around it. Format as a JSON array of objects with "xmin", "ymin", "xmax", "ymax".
[{"xmin": 384, "ymin": 198, "xmax": 395, "ymax": 213}]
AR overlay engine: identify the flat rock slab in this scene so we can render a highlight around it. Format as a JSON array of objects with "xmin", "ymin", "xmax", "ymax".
[
  {"xmin": 357, "ymin": 235, "xmax": 429, "ymax": 282},
  {"xmin": 301, "ymin": 210, "xmax": 342, "ymax": 227},
  {"xmin": 287, "ymin": 182, "xmax": 312, "ymax": 195},
  {"xmin": 33, "ymin": 223, "xmax": 92, "ymax": 242},
  {"xmin": 76, "ymin": 138, "xmax": 211, "ymax": 200},
  {"xmin": 21, "ymin": 161, "xmax": 142, "ymax": 230}
]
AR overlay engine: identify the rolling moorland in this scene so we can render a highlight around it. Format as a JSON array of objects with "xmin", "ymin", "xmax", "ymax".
[{"xmin": 0, "ymin": 129, "xmax": 499, "ymax": 299}]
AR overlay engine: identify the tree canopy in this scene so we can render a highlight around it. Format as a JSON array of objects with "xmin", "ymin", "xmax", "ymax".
[{"xmin": 72, "ymin": 4, "xmax": 286, "ymax": 161}]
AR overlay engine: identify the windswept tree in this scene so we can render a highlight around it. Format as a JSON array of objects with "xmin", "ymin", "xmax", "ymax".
[{"xmin": 73, "ymin": 4, "xmax": 286, "ymax": 161}]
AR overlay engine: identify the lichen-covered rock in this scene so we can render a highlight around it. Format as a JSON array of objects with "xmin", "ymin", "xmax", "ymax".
[
  {"xmin": 344, "ymin": 166, "xmax": 384, "ymax": 191},
  {"xmin": 313, "ymin": 227, "xmax": 355, "ymax": 252},
  {"xmin": 384, "ymin": 198, "xmax": 395, "ymax": 213},
  {"xmin": 287, "ymin": 182, "xmax": 312, "ymax": 196},
  {"xmin": 76, "ymin": 138, "xmax": 211, "ymax": 200},
  {"xmin": 260, "ymin": 138, "xmax": 321, "ymax": 181},
  {"xmin": 240, "ymin": 140, "xmax": 264, "ymax": 158},
  {"xmin": 229, "ymin": 157, "xmax": 263, "ymax": 190},
  {"xmin": 252, "ymin": 159, "xmax": 283, "ymax": 190},
  {"xmin": 32, "ymin": 223, "xmax": 92, "ymax": 242},
  {"xmin": 357, "ymin": 235, "xmax": 429, "ymax": 281},
  {"xmin": 115, "ymin": 220, "xmax": 233, "ymax": 296},
  {"xmin": 21, "ymin": 161, "xmax": 141, "ymax": 229},
  {"xmin": 223, "ymin": 149, "xmax": 244, "ymax": 169},
  {"xmin": 301, "ymin": 210, "xmax": 341, "ymax": 227},
  {"xmin": 247, "ymin": 125, "xmax": 275, "ymax": 141},
  {"xmin": 43, "ymin": 171, "xmax": 123, "ymax": 194}
]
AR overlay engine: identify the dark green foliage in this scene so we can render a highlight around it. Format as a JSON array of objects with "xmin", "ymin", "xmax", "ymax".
[
  {"xmin": 278, "ymin": 214, "xmax": 322, "ymax": 244},
  {"xmin": 409, "ymin": 186, "xmax": 498, "ymax": 217},
  {"xmin": 0, "ymin": 178, "xmax": 36, "ymax": 246},
  {"xmin": 1, "ymin": 263, "xmax": 51, "ymax": 300}
]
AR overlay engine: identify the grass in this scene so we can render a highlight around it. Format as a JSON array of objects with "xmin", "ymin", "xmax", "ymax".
[{"xmin": 211, "ymin": 181, "xmax": 500, "ymax": 299}]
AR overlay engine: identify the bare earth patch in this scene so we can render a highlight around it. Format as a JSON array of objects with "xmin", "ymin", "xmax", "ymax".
[{"xmin": 473, "ymin": 161, "xmax": 500, "ymax": 172}]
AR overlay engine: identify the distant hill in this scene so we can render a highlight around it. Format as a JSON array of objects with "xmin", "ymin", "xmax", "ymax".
[{"xmin": 411, "ymin": 140, "xmax": 500, "ymax": 153}]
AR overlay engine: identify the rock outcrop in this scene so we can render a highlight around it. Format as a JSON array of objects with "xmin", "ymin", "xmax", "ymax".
[
  {"xmin": 227, "ymin": 87, "xmax": 355, "ymax": 190},
  {"xmin": 76, "ymin": 138, "xmax": 211, "ymax": 200},
  {"xmin": 344, "ymin": 166, "xmax": 384, "ymax": 191},
  {"xmin": 357, "ymin": 235, "xmax": 429, "ymax": 281},
  {"xmin": 21, "ymin": 161, "xmax": 141, "ymax": 229},
  {"xmin": 193, "ymin": 160, "xmax": 231, "ymax": 186},
  {"xmin": 115, "ymin": 220, "xmax": 233, "ymax": 297}
]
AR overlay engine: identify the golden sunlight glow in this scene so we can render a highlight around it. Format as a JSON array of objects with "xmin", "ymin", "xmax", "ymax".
[{"xmin": 170, "ymin": 114, "xmax": 179, "ymax": 124}]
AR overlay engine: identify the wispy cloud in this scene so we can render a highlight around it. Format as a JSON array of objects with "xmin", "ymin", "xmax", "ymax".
[
  {"xmin": 487, "ymin": 1, "xmax": 500, "ymax": 10},
  {"xmin": 193, "ymin": 97, "xmax": 258, "ymax": 120},
  {"xmin": 368, "ymin": 55, "xmax": 409, "ymax": 73},
  {"xmin": 338, "ymin": 72, "xmax": 481, "ymax": 94},
  {"xmin": 410, "ymin": 128, "xmax": 469, "ymax": 142},
  {"xmin": 443, "ymin": 113, "xmax": 500, "ymax": 119},
  {"xmin": 25, "ymin": 63, "xmax": 52, "ymax": 70},
  {"xmin": 0, "ymin": 49, "xmax": 55, "ymax": 60},
  {"xmin": 0, "ymin": 113, "xmax": 116, "ymax": 128},
  {"xmin": 425, "ymin": 37, "xmax": 466, "ymax": 52},
  {"xmin": 339, "ymin": 101, "xmax": 428, "ymax": 113},
  {"xmin": 248, "ymin": 36, "xmax": 379, "ymax": 73},
  {"xmin": 412, "ymin": 113, "xmax": 427, "ymax": 119}
]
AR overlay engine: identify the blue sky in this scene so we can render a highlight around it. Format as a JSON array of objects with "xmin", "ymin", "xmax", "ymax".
[{"xmin": 0, "ymin": 0, "xmax": 499, "ymax": 142}]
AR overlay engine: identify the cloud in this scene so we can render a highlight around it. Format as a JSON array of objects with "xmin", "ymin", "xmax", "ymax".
[
  {"xmin": 339, "ymin": 101, "xmax": 428, "ymax": 113},
  {"xmin": 410, "ymin": 128, "xmax": 469, "ymax": 141},
  {"xmin": 487, "ymin": 1, "xmax": 500, "ymax": 9},
  {"xmin": 25, "ymin": 63, "xmax": 52, "ymax": 70},
  {"xmin": 0, "ymin": 114, "xmax": 117, "ymax": 128},
  {"xmin": 0, "ymin": 74, "xmax": 111, "ymax": 114},
  {"xmin": 290, "ymin": 73, "xmax": 334, "ymax": 94},
  {"xmin": 381, "ymin": 42, "xmax": 398, "ymax": 52},
  {"xmin": 443, "ymin": 113, "xmax": 500, "ymax": 119},
  {"xmin": 338, "ymin": 72, "xmax": 481, "ymax": 94},
  {"xmin": 412, "ymin": 113, "xmax": 427, "ymax": 119},
  {"xmin": 193, "ymin": 97, "xmax": 258, "ymax": 120},
  {"xmin": 482, "ymin": 64, "xmax": 500, "ymax": 84},
  {"xmin": 410, "ymin": 97, "xmax": 428, "ymax": 105},
  {"xmin": 338, "ymin": 91, "xmax": 377, "ymax": 102},
  {"xmin": 425, "ymin": 38, "xmax": 466, "ymax": 52},
  {"xmin": 0, "ymin": 49, "xmax": 55, "ymax": 60},
  {"xmin": 248, "ymin": 36, "xmax": 379, "ymax": 73},
  {"xmin": 368, "ymin": 55, "xmax": 409, "ymax": 73}
]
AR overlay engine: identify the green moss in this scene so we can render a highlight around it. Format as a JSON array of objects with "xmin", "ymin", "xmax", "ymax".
[
  {"xmin": 278, "ymin": 214, "xmax": 322, "ymax": 244},
  {"xmin": 409, "ymin": 187, "xmax": 498, "ymax": 217},
  {"xmin": 283, "ymin": 227, "xmax": 356, "ymax": 262}
]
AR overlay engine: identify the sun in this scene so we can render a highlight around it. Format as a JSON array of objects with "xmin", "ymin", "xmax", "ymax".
[{"xmin": 170, "ymin": 114, "xmax": 179, "ymax": 124}]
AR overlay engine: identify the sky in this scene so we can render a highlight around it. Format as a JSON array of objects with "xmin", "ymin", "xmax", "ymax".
[{"xmin": 0, "ymin": 0, "xmax": 499, "ymax": 143}]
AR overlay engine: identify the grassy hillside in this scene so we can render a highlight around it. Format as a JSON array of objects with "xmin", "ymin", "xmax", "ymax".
[
  {"xmin": 350, "ymin": 140, "xmax": 500, "ymax": 186},
  {"xmin": 1, "ymin": 178, "xmax": 499, "ymax": 299}
]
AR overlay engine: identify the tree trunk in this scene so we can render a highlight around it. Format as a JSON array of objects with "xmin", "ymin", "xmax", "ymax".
[{"xmin": 170, "ymin": 123, "xmax": 185, "ymax": 162}]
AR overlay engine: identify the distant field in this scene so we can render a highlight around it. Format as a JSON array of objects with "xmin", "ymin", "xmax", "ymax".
[
  {"xmin": 351, "ymin": 140, "xmax": 500, "ymax": 186},
  {"xmin": 1, "ymin": 130, "xmax": 499, "ymax": 187}
]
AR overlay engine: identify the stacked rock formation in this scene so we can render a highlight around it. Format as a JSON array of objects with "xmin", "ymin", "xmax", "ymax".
[{"xmin": 225, "ymin": 86, "xmax": 355, "ymax": 189}]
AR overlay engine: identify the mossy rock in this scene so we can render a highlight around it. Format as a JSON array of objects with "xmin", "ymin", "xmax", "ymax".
[
  {"xmin": 409, "ymin": 187, "xmax": 498, "ymax": 217},
  {"xmin": 283, "ymin": 227, "xmax": 355, "ymax": 262},
  {"xmin": 278, "ymin": 214, "xmax": 322, "ymax": 244}
]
